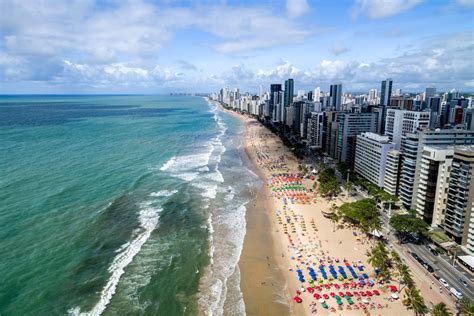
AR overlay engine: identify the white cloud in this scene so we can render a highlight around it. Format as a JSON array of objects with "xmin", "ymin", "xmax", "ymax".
[
  {"xmin": 456, "ymin": 0, "xmax": 474, "ymax": 6},
  {"xmin": 330, "ymin": 41, "xmax": 350, "ymax": 55},
  {"xmin": 286, "ymin": 0, "xmax": 310, "ymax": 18},
  {"xmin": 214, "ymin": 32, "xmax": 474, "ymax": 92},
  {"xmin": 351, "ymin": 0, "xmax": 423, "ymax": 19}
]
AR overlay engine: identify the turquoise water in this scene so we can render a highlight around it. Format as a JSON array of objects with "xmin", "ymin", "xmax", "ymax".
[{"xmin": 0, "ymin": 95, "xmax": 260, "ymax": 315}]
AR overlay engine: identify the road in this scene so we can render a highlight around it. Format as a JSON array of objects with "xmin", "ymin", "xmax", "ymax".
[{"xmin": 378, "ymin": 208, "xmax": 474, "ymax": 302}]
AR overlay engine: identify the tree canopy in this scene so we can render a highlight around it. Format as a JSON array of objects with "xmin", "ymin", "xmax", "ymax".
[
  {"xmin": 318, "ymin": 168, "xmax": 340, "ymax": 196},
  {"xmin": 338, "ymin": 198, "xmax": 379, "ymax": 232},
  {"xmin": 390, "ymin": 213, "xmax": 429, "ymax": 236}
]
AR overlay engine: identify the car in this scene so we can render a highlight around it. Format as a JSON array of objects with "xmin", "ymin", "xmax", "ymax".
[
  {"xmin": 411, "ymin": 252, "xmax": 420, "ymax": 260},
  {"xmin": 423, "ymin": 263, "xmax": 434, "ymax": 273},
  {"xmin": 429, "ymin": 248, "xmax": 439, "ymax": 256},
  {"xmin": 433, "ymin": 273, "xmax": 440, "ymax": 281},
  {"xmin": 450, "ymin": 287, "xmax": 463, "ymax": 300},
  {"xmin": 440, "ymin": 278, "xmax": 450, "ymax": 288},
  {"xmin": 460, "ymin": 279, "xmax": 469, "ymax": 288}
]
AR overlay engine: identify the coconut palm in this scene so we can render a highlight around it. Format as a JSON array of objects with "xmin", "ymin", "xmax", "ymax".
[
  {"xmin": 457, "ymin": 298, "xmax": 474, "ymax": 315},
  {"xmin": 366, "ymin": 242, "xmax": 391, "ymax": 280},
  {"xmin": 432, "ymin": 302, "xmax": 451, "ymax": 316},
  {"xmin": 391, "ymin": 250, "xmax": 402, "ymax": 267},
  {"xmin": 397, "ymin": 264, "xmax": 414, "ymax": 290},
  {"xmin": 403, "ymin": 287, "xmax": 427, "ymax": 315}
]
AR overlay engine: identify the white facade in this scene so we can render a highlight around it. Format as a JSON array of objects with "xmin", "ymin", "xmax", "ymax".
[
  {"xmin": 385, "ymin": 109, "xmax": 430, "ymax": 150},
  {"xmin": 383, "ymin": 150, "xmax": 401, "ymax": 195},
  {"xmin": 307, "ymin": 112, "xmax": 324, "ymax": 149},
  {"xmin": 416, "ymin": 146, "xmax": 453, "ymax": 225},
  {"xmin": 354, "ymin": 132, "xmax": 396, "ymax": 187}
]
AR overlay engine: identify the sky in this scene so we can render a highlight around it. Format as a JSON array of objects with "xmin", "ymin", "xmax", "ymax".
[{"xmin": 0, "ymin": 0, "xmax": 473, "ymax": 94}]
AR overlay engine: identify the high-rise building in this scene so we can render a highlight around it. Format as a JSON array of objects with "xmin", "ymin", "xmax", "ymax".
[
  {"xmin": 425, "ymin": 86, "xmax": 437, "ymax": 101},
  {"xmin": 323, "ymin": 111, "xmax": 339, "ymax": 157},
  {"xmin": 330, "ymin": 83, "xmax": 342, "ymax": 111},
  {"xmin": 378, "ymin": 78, "xmax": 393, "ymax": 134},
  {"xmin": 428, "ymin": 97, "xmax": 441, "ymax": 128},
  {"xmin": 399, "ymin": 130, "xmax": 474, "ymax": 210},
  {"xmin": 307, "ymin": 112, "xmax": 324, "ymax": 149},
  {"xmin": 269, "ymin": 84, "xmax": 282, "ymax": 119},
  {"xmin": 354, "ymin": 132, "xmax": 396, "ymax": 187},
  {"xmin": 384, "ymin": 109, "xmax": 430, "ymax": 150},
  {"xmin": 284, "ymin": 79, "xmax": 294, "ymax": 108},
  {"xmin": 336, "ymin": 113, "xmax": 378, "ymax": 165},
  {"xmin": 383, "ymin": 150, "xmax": 401, "ymax": 196},
  {"xmin": 443, "ymin": 146, "xmax": 474, "ymax": 253},
  {"xmin": 314, "ymin": 87, "xmax": 321, "ymax": 102},
  {"xmin": 415, "ymin": 146, "xmax": 454, "ymax": 224},
  {"xmin": 380, "ymin": 78, "xmax": 393, "ymax": 106}
]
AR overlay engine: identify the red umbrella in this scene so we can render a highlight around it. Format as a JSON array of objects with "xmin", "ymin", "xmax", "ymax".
[
  {"xmin": 307, "ymin": 287, "xmax": 314, "ymax": 293},
  {"xmin": 339, "ymin": 292, "xmax": 345, "ymax": 297},
  {"xmin": 313, "ymin": 293, "xmax": 321, "ymax": 299},
  {"xmin": 345, "ymin": 291, "xmax": 352, "ymax": 297},
  {"xmin": 315, "ymin": 286, "xmax": 322, "ymax": 291},
  {"xmin": 353, "ymin": 292, "xmax": 359, "ymax": 296},
  {"xmin": 330, "ymin": 292, "xmax": 336, "ymax": 297},
  {"xmin": 293, "ymin": 296, "xmax": 302, "ymax": 303},
  {"xmin": 323, "ymin": 294, "xmax": 330, "ymax": 299},
  {"xmin": 334, "ymin": 284, "xmax": 340, "ymax": 289},
  {"xmin": 365, "ymin": 291, "xmax": 372, "ymax": 296},
  {"xmin": 342, "ymin": 283, "xmax": 349, "ymax": 288},
  {"xmin": 373, "ymin": 289, "xmax": 380, "ymax": 295},
  {"xmin": 359, "ymin": 291, "xmax": 366, "ymax": 296}
]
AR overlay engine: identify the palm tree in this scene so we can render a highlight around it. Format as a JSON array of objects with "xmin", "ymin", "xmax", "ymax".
[
  {"xmin": 432, "ymin": 302, "xmax": 452, "ymax": 316},
  {"xmin": 366, "ymin": 242, "xmax": 391, "ymax": 280},
  {"xmin": 397, "ymin": 264, "xmax": 414, "ymax": 290},
  {"xmin": 330, "ymin": 212, "xmax": 339, "ymax": 232},
  {"xmin": 457, "ymin": 298, "xmax": 474, "ymax": 315},
  {"xmin": 391, "ymin": 250, "xmax": 402, "ymax": 267},
  {"xmin": 403, "ymin": 287, "xmax": 427, "ymax": 315}
]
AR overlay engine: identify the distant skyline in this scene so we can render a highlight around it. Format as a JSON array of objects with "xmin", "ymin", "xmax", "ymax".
[{"xmin": 1, "ymin": 0, "xmax": 473, "ymax": 94}]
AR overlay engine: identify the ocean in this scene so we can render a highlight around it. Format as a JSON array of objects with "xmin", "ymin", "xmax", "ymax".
[{"xmin": 0, "ymin": 95, "xmax": 260, "ymax": 315}]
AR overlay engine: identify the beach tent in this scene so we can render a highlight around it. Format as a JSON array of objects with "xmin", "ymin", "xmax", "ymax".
[{"xmin": 369, "ymin": 229, "xmax": 383, "ymax": 238}]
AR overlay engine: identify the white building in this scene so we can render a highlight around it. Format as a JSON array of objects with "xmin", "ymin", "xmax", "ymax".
[
  {"xmin": 307, "ymin": 112, "xmax": 324, "ymax": 149},
  {"xmin": 415, "ymin": 146, "xmax": 454, "ymax": 225},
  {"xmin": 383, "ymin": 150, "xmax": 401, "ymax": 196},
  {"xmin": 354, "ymin": 132, "xmax": 396, "ymax": 187},
  {"xmin": 385, "ymin": 109, "xmax": 430, "ymax": 150}
]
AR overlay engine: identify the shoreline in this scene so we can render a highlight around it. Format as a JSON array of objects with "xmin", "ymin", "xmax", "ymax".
[{"xmin": 212, "ymin": 101, "xmax": 290, "ymax": 314}]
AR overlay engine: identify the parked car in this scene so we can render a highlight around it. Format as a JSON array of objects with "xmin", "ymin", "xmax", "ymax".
[
  {"xmin": 429, "ymin": 248, "xmax": 439, "ymax": 256},
  {"xmin": 411, "ymin": 252, "xmax": 420, "ymax": 261},
  {"xmin": 433, "ymin": 273, "xmax": 440, "ymax": 281},
  {"xmin": 440, "ymin": 278, "xmax": 450, "ymax": 288},
  {"xmin": 450, "ymin": 287, "xmax": 463, "ymax": 300}
]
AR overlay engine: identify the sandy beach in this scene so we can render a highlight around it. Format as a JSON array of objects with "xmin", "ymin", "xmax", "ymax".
[{"xmin": 215, "ymin": 102, "xmax": 454, "ymax": 315}]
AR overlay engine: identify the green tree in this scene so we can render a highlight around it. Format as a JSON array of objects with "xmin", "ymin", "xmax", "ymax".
[
  {"xmin": 457, "ymin": 298, "xmax": 474, "ymax": 315},
  {"xmin": 390, "ymin": 213, "xmax": 429, "ymax": 236},
  {"xmin": 432, "ymin": 302, "xmax": 452, "ymax": 316},
  {"xmin": 403, "ymin": 287, "xmax": 427, "ymax": 315},
  {"xmin": 397, "ymin": 264, "xmax": 414, "ymax": 290},
  {"xmin": 318, "ymin": 168, "xmax": 341, "ymax": 197},
  {"xmin": 366, "ymin": 241, "xmax": 391, "ymax": 280}
]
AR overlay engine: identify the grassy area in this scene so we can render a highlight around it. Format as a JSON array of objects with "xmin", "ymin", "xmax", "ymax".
[{"xmin": 429, "ymin": 230, "xmax": 450, "ymax": 244}]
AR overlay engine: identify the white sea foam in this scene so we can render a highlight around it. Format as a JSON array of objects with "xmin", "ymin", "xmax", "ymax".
[
  {"xmin": 74, "ymin": 206, "xmax": 162, "ymax": 316},
  {"xmin": 159, "ymin": 156, "xmax": 176, "ymax": 171},
  {"xmin": 149, "ymin": 190, "xmax": 178, "ymax": 197},
  {"xmin": 198, "ymin": 204, "xmax": 247, "ymax": 316}
]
